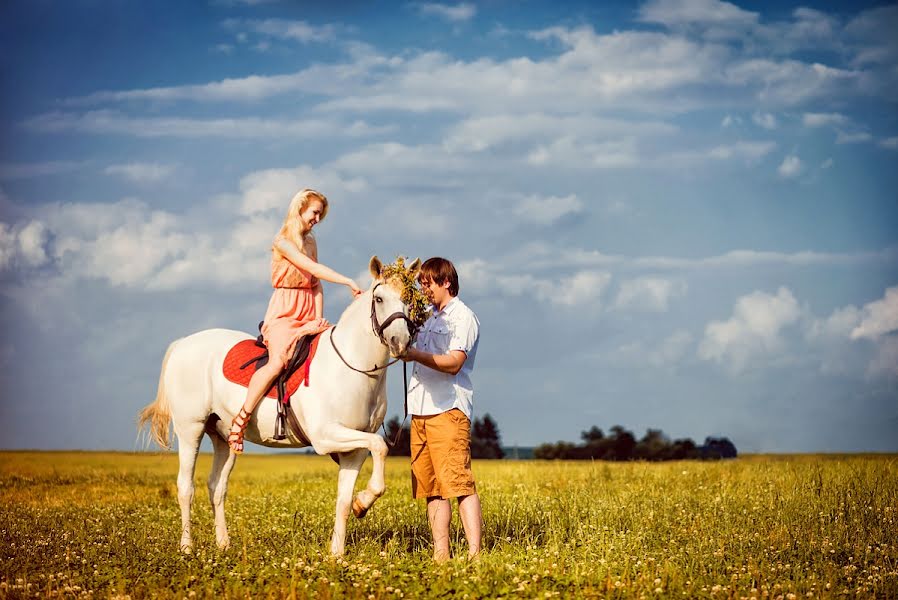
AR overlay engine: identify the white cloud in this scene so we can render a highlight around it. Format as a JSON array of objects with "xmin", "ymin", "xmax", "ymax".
[
  {"xmin": 845, "ymin": 5, "xmax": 898, "ymax": 67},
  {"xmin": 414, "ymin": 2, "xmax": 476, "ymax": 22},
  {"xmin": 454, "ymin": 258, "xmax": 610, "ymax": 309},
  {"xmin": 802, "ymin": 112, "xmax": 848, "ymax": 127},
  {"xmin": 835, "ymin": 130, "xmax": 873, "ymax": 144},
  {"xmin": 850, "ymin": 286, "xmax": 898, "ymax": 341},
  {"xmin": 25, "ymin": 111, "xmax": 392, "ymax": 139},
  {"xmin": 777, "ymin": 154, "xmax": 802, "ymax": 178},
  {"xmin": 820, "ymin": 158, "xmax": 834, "ymax": 169},
  {"xmin": 513, "ymin": 194, "xmax": 584, "ymax": 225},
  {"xmin": 879, "ymin": 137, "xmax": 898, "ymax": 149},
  {"xmin": 551, "ymin": 270, "xmax": 612, "ymax": 308},
  {"xmin": 104, "ymin": 163, "xmax": 178, "ymax": 183},
  {"xmin": 698, "ymin": 287, "xmax": 802, "ymax": 372},
  {"xmin": 807, "ymin": 305, "xmax": 862, "ymax": 341},
  {"xmin": 614, "ymin": 277, "xmax": 687, "ymax": 312},
  {"xmin": 638, "ymin": 0, "xmax": 758, "ymax": 29},
  {"xmin": 444, "ymin": 113, "xmax": 677, "ymax": 153},
  {"xmin": 752, "ymin": 111, "xmax": 777, "ymax": 130},
  {"xmin": 237, "ymin": 165, "xmax": 368, "ymax": 216},
  {"xmin": 0, "ymin": 220, "xmax": 50, "ymax": 269},
  {"xmin": 528, "ymin": 244, "xmax": 897, "ymax": 271},
  {"xmin": 222, "ymin": 19, "xmax": 338, "ymax": 44}
]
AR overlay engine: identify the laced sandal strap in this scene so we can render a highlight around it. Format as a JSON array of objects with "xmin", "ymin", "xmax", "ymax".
[{"xmin": 231, "ymin": 407, "xmax": 252, "ymax": 430}]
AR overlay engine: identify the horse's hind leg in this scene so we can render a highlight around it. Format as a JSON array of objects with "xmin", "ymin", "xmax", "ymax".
[
  {"xmin": 175, "ymin": 421, "xmax": 205, "ymax": 553},
  {"xmin": 331, "ymin": 449, "xmax": 368, "ymax": 556},
  {"xmin": 207, "ymin": 424, "xmax": 237, "ymax": 550}
]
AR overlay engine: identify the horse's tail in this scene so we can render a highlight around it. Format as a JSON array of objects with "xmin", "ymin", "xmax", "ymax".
[{"xmin": 138, "ymin": 339, "xmax": 179, "ymax": 450}]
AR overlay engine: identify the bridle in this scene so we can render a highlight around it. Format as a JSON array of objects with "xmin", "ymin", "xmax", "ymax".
[
  {"xmin": 328, "ymin": 280, "xmax": 419, "ymax": 449},
  {"xmin": 329, "ymin": 282, "xmax": 418, "ymax": 375}
]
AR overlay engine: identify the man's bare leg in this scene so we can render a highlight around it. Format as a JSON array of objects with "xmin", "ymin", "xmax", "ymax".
[
  {"xmin": 458, "ymin": 493, "xmax": 482, "ymax": 558},
  {"xmin": 427, "ymin": 497, "xmax": 451, "ymax": 562}
]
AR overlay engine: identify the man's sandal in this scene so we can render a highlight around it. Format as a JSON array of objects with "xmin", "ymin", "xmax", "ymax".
[{"xmin": 228, "ymin": 407, "xmax": 251, "ymax": 454}]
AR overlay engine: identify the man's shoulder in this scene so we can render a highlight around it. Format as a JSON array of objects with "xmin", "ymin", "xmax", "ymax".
[{"xmin": 446, "ymin": 297, "xmax": 479, "ymax": 328}]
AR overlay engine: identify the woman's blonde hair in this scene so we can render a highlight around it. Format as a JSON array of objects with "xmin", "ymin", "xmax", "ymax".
[{"xmin": 276, "ymin": 188, "xmax": 328, "ymax": 249}]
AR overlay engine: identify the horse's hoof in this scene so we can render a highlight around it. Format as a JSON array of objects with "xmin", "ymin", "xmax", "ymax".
[
  {"xmin": 216, "ymin": 538, "xmax": 230, "ymax": 551},
  {"xmin": 352, "ymin": 497, "xmax": 369, "ymax": 519},
  {"xmin": 179, "ymin": 543, "xmax": 193, "ymax": 554}
]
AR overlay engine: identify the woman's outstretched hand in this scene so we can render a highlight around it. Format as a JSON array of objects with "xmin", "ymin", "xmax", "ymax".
[{"xmin": 347, "ymin": 280, "xmax": 363, "ymax": 297}]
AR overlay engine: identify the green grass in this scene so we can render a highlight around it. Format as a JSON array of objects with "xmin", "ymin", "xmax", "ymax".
[{"xmin": 1, "ymin": 452, "xmax": 896, "ymax": 598}]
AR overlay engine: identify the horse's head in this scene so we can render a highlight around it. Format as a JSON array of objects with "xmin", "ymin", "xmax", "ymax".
[{"xmin": 368, "ymin": 256, "xmax": 422, "ymax": 358}]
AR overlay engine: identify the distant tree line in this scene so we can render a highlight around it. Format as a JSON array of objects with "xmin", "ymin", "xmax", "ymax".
[
  {"xmin": 534, "ymin": 426, "xmax": 737, "ymax": 461},
  {"xmin": 384, "ymin": 416, "xmax": 736, "ymax": 461},
  {"xmin": 385, "ymin": 413, "xmax": 505, "ymax": 459}
]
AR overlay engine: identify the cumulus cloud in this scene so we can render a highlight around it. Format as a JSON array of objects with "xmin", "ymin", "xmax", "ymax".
[
  {"xmin": 850, "ymin": 286, "xmax": 898, "ymax": 341},
  {"xmin": 413, "ymin": 2, "xmax": 476, "ymax": 22},
  {"xmin": 0, "ymin": 220, "xmax": 50, "ymax": 269},
  {"xmin": 807, "ymin": 304, "xmax": 862, "ymax": 341},
  {"xmin": 104, "ymin": 163, "xmax": 178, "ymax": 183},
  {"xmin": 614, "ymin": 277, "xmax": 687, "ymax": 312},
  {"xmin": 698, "ymin": 287, "xmax": 802, "ymax": 372},
  {"xmin": 513, "ymin": 194, "xmax": 584, "ymax": 225},
  {"xmin": 237, "ymin": 164, "xmax": 368, "ymax": 216},
  {"xmin": 880, "ymin": 137, "xmax": 898, "ymax": 149},
  {"xmin": 551, "ymin": 270, "xmax": 612, "ymax": 308},
  {"xmin": 777, "ymin": 154, "xmax": 802, "ymax": 178}
]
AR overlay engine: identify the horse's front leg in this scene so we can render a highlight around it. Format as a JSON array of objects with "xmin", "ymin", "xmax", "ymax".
[
  {"xmin": 329, "ymin": 449, "xmax": 368, "ymax": 556},
  {"xmin": 312, "ymin": 425, "xmax": 389, "ymax": 555}
]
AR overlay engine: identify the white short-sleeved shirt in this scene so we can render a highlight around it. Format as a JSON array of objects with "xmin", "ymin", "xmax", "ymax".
[{"xmin": 407, "ymin": 296, "xmax": 480, "ymax": 420}]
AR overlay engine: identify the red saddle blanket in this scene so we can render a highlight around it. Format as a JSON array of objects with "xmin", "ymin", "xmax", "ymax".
[{"xmin": 222, "ymin": 334, "xmax": 323, "ymax": 401}]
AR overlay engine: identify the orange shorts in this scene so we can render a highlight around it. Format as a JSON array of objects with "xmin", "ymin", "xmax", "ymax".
[{"xmin": 410, "ymin": 409, "xmax": 477, "ymax": 499}]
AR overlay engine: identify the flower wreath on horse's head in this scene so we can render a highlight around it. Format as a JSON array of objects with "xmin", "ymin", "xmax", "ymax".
[{"xmin": 379, "ymin": 256, "xmax": 431, "ymax": 327}]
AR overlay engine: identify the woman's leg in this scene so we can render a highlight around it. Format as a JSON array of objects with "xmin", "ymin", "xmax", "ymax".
[{"xmin": 228, "ymin": 356, "xmax": 284, "ymax": 453}]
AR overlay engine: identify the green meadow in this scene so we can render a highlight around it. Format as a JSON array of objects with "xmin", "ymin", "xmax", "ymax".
[{"xmin": 1, "ymin": 452, "xmax": 895, "ymax": 598}]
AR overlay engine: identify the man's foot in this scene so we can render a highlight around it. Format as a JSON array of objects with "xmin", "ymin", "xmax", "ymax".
[
  {"xmin": 433, "ymin": 549, "xmax": 450, "ymax": 563},
  {"xmin": 228, "ymin": 407, "xmax": 251, "ymax": 454}
]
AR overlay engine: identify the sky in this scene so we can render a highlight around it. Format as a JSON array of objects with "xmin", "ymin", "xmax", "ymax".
[{"xmin": 0, "ymin": 0, "xmax": 896, "ymax": 454}]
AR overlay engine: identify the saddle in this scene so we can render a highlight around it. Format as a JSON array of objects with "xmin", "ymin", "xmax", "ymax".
[{"xmin": 222, "ymin": 323, "xmax": 324, "ymax": 442}]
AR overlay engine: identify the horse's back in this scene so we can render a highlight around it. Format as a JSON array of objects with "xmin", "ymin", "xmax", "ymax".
[{"xmin": 165, "ymin": 328, "xmax": 254, "ymax": 421}]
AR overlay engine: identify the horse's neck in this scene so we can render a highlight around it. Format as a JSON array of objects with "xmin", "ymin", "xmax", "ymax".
[{"xmin": 332, "ymin": 291, "xmax": 388, "ymax": 367}]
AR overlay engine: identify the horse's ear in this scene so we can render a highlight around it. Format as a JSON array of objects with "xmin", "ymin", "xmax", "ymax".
[
  {"xmin": 407, "ymin": 258, "xmax": 421, "ymax": 278},
  {"xmin": 369, "ymin": 256, "xmax": 383, "ymax": 280}
]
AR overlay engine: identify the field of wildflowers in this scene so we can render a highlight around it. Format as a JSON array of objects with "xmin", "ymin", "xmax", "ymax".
[{"xmin": 1, "ymin": 452, "xmax": 895, "ymax": 598}]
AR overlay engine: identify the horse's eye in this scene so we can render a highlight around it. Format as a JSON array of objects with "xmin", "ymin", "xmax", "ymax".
[{"xmin": 375, "ymin": 296, "xmax": 383, "ymax": 303}]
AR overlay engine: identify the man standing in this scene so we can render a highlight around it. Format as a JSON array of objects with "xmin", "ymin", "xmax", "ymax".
[{"xmin": 403, "ymin": 257, "xmax": 482, "ymax": 561}]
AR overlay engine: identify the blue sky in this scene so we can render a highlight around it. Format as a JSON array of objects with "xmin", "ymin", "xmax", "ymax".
[{"xmin": 1, "ymin": 0, "xmax": 896, "ymax": 453}]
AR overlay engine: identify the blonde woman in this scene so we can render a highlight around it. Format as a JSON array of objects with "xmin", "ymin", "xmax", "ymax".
[{"xmin": 228, "ymin": 189, "xmax": 363, "ymax": 453}]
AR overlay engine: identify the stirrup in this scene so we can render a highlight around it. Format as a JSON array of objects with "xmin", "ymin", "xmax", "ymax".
[{"xmin": 228, "ymin": 407, "xmax": 251, "ymax": 454}]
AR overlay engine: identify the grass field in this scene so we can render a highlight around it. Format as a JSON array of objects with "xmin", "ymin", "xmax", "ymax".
[{"xmin": 1, "ymin": 452, "xmax": 896, "ymax": 599}]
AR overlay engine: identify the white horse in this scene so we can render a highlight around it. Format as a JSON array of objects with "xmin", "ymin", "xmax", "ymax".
[{"xmin": 139, "ymin": 257, "xmax": 419, "ymax": 556}]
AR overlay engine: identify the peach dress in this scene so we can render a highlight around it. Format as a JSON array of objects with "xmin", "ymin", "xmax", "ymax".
[{"xmin": 261, "ymin": 237, "xmax": 330, "ymax": 367}]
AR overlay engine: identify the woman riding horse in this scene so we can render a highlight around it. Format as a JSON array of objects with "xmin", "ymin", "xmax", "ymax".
[{"xmin": 228, "ymin": 189, "xmax": 363, "ymax": 453}]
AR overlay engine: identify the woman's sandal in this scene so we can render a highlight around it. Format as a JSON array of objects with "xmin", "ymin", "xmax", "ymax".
[{"xmin": 228, "ymin": 407, "xmax": 252, "ymax": 454}]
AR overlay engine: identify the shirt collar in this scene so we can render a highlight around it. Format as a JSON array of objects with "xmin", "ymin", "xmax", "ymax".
[{"xmin": 433, "ymin": 295, "xmax": 460, "ymax": 316}]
